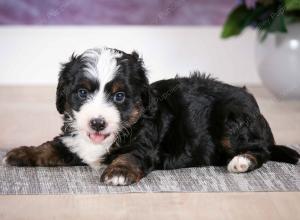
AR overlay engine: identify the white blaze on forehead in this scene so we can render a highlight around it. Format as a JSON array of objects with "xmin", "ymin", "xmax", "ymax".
[
  {"xmin": 80, "ymin": 47, "xmax": 122, "ymax": 121},
  {"xmin": 82, "ymin": 47, "xmax": 122, "ymax": 90},
  {"xmin": 78, "ymin": 47, "xmax": 122, "ymax": 126}
]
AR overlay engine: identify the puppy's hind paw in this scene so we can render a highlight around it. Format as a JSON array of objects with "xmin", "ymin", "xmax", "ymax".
[{"xmin": 227, "ymin": 155, "xmax": 251, "ymax": 173}]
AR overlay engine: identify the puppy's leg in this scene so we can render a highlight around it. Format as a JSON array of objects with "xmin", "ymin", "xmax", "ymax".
[
  {"xmin": 100, "ymin": 154, "xmax": 144, "ymax": 186},
  {"xmin": 3, "ymin": 137, "xmax": 83, "ymax": 166},
  {"xmin": 100, "ymin": 120, "xmax": 158, "ymax": 186},
  {"xmin": 219, "ymin": 106, "xmax": 273, "ymax": 173}
]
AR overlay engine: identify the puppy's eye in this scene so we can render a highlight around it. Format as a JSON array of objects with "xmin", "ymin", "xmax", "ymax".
[
  {"xmin": 113, "ymin": 92, "xmax": 125, "ymax": 103},
  {"xmin": 78, "ymin": 88, "xmax": 88, "ymax": 99}
]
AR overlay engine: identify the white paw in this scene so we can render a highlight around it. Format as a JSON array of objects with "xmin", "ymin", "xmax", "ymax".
[
  {"xmin": 227, "ymin": 156, "xmax": 251, "ymax": 173},
  {"xmin": 104, "ymin": 175, "xmax": 127, "ymax": 186}
]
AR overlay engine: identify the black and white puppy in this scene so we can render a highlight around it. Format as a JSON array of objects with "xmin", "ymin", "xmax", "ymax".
[{"xmin": 4, "ymin": 47, "xmax": 299, "ymax": 186}]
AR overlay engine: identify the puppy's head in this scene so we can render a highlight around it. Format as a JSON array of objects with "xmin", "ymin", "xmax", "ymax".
[{"xmin": 57, "ymin": 47, "xmax": 148, "ymax": 146}]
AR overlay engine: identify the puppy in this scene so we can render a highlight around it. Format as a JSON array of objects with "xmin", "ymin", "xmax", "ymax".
[{"xmin": 4, "ymin": 47, "xmax": 299, "ymax": 186}]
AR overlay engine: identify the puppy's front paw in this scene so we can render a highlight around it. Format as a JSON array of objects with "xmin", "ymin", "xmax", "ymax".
[
  {"xmin": 3, "ymin": 146, "xmax": 35, "ymax": 166},
  {"xmin": 100, "ymin": 164, "xmax": 142, "ymax": 186}
]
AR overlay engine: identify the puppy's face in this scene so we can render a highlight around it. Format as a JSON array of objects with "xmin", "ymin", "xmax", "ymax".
[{"xmin": 57, "ymin": 47, "xmax": 148, "ymax": 146}]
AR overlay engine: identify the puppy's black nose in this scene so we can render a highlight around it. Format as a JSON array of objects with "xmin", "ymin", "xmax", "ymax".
[{"xmin": 89, "ymin": 117, "xmax": 106, "ymax": 131}]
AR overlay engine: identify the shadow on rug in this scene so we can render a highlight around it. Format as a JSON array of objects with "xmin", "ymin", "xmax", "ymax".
[{"xmin": 0, "ymin": 146, "xmax": 299, "ymax": 194}]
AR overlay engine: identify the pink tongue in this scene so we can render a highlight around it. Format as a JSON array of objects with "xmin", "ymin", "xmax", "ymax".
[{"xmin": 89, "ymin": 133, "xmax": 106, "ymax": 144}]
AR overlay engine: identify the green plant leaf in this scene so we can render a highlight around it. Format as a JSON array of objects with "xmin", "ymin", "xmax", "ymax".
[
  {"xmin": 221, "ymin": 5, "xmax": 253, "ymax": 38},
  {"xmin": 259, "ymin": 13, "xmax": 288, "ymax": 42},
  {"xmin": 268, "ymin": 13, "xmax": 288, "ymax": 32},
  {"xmin": 250, "ymin": 4, "xmax": 272, "ymax": 31},
  {"xmin": 284, "ymin": 0, "xmax": 300, "ymax": 11}
]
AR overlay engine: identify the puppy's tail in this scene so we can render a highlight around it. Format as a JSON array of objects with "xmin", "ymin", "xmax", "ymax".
[{"xmin": 270, "ymin": 145, "xmax": 299, "ymax": 164}]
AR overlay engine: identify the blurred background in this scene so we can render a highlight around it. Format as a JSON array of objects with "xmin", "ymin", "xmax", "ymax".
[{"xmin": 0, "ymin": 0, "xmax": 259, "ymax": 85}]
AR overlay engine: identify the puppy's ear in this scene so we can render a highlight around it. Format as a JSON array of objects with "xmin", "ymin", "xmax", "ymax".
[
  {"xmin": 131, "ymin": 50, "xmax": 140, "ymax": 61},
  {"xmin": 56, "ymin": 67, "xmax": 67, "ymax": 114},
  {"xmin": 56, "ymin": 74, "xmax": 66, "ymax": 114},
  {"xmin": 141, "ymin": 84, "xmax": 159, "ymax": 118},
  {"xmin": 131, "ymin": 50, "xmax": 147, "ymax": 81},
  {"xmin": 56, "ymin": 54, "xmax": 77, "ymax": 114},
  {"xmin": 130, "ymin": 51, "xmax": 157, "ymax": 116},
  {"xmin": 131, "ymin": 51, "xmax": 148, "ymax": 89}
]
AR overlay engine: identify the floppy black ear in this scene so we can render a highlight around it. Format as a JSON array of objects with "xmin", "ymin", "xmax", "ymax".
[
  {"xmin": 56, "ymin": 54, "xmax": 78, "ymax": 114},
  {"xmin": 131, "ymin": 50, "xmax": 140, "ymax": 61},
  {"xmin": 56, "ymin": 72, "xmax": 66, "ymax": 114},
  {"xmin": 141, "ymin": 87, "xmax": 158, "ymax": 117},
  {"xmin": 56, "ymin": 66, "xmax": 67, "ymax": 114},
  {"xmin": 130, "ymin": 51, "xmax": 157, "ymax": 116},
  {"xmin": 131, "ymin": 50, "xmax": 147, "ymax": 82}
]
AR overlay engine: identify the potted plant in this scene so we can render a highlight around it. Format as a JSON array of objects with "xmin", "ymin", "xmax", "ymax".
[{"xmin": 221, "ymin": 0, "xmax": 300, "ymax": 99}]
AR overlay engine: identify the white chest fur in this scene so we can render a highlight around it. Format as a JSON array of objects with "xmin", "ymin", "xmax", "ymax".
[{"xmin": 61, "ymin": 135, "xmax": 109, "ymax": 169}]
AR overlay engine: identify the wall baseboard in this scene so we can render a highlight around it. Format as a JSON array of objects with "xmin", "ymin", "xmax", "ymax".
[{"xmin": 0, "ymin": 26, "xmax": 260, "ymax": 85}]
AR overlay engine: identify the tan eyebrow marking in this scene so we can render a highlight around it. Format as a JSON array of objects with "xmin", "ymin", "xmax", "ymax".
[{"xmin": 111, "ymin": 81, "xmax": 125, "ymax": 93}]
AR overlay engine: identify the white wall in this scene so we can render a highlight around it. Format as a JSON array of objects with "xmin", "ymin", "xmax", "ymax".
[{"xmin": 0, "ymin": 26, "xmax": 260, "ymax": 85}]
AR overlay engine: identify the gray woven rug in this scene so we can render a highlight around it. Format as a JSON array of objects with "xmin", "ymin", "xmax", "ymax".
[{"xmin": 0, "ymin": 146, "xmax": 299, "ymax": 194}]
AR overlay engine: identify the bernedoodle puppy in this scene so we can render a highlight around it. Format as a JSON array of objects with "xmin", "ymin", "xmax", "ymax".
[{"xmin": 4, "ymin": 47, "xmax": 299, "ymax": 186}]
